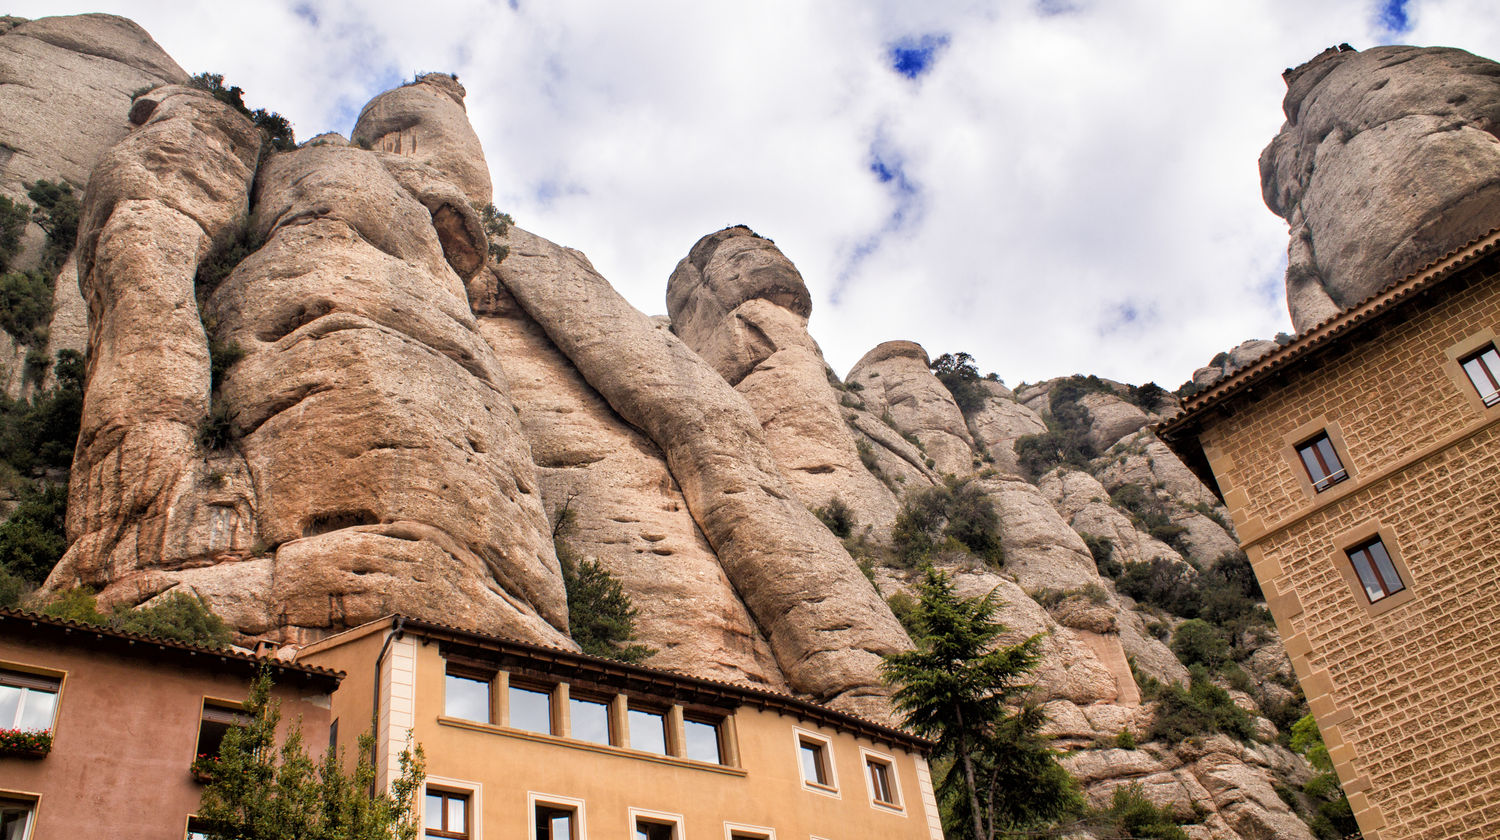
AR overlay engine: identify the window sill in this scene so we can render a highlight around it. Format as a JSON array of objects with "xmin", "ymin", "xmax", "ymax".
[
  {"xmin": 801, "ymin": 781, "xmax": 841, "ymax": 798},
  {"xmin": 0, "ymin": 747, "xmax": 47, "ymax": 759},
  {"xmin": 871, "ymin": 799, "xmax": 906, "ymax": 815},
  {"xmin": 436, "ymin": 716, "xmax": 747, "ymax": 777}
]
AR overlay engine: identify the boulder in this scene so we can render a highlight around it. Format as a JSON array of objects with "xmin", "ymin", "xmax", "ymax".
[
  {"xmin": 984, "ymin": 474, "xmax": 1100, "ymax": 591},
  {"xmin": 1038, "ymin": 468, "xmax": 1182, "ymax": 568},
  {"xmin": 966, "ymin": 382, "xmax": 1048, "ymax": 476},
  {"xmin": 1262, "ymin": 45, "xmax": 1500, "ymax": 331},
  {"xmin": 666, "ymin": 227, "xmax": 901, "ymax": 538},
  {"xmin": 1079, "ymin": 392, "xmax": 1151, "ymax": 453},
  {"xmin": 848, "ymin": 341, "xmax": 978, "ymax": 476},
  {"xmin": 352, "ymin": 73, "xmax": 492, "ymax": 206}
]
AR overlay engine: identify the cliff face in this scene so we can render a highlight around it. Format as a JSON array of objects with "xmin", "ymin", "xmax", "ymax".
[
  {"xmin": 0, "ymin": 13, "xmax": 1394, "ymax": 837},
  {"xmin": 1262, "ymin": 44, "xmax": 1500, "ymax": 332}
]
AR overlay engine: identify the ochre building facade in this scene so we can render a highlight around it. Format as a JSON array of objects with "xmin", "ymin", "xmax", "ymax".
[
  {"xmin": 299, "ymin": 615, "xmax": 944, "ymax": 840},
  {"xmin": 1160, "ymin": 232, "xmax": 1500, "ymax": 839}
]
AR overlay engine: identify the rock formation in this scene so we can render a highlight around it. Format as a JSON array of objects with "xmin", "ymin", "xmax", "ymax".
[
  {"xmin": 1, "ymin": 13, "xmax": 1360, "ymax": 837},
  {"xmin": 1262, "ymin": 44, "xmax": 1500, "ymax": 331}
]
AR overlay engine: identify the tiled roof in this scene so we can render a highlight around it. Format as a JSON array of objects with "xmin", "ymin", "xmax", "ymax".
[
  {"xmin": 0, "ymin": 607, "xmax": 344, "ymax": 683},
  {"xmin": 365, "ymin": 614, "xmax": 934, "ymax": 753},
  {"xmin": 1159, "ymin": 226, "xmax": 1500, "ymax": 439}
]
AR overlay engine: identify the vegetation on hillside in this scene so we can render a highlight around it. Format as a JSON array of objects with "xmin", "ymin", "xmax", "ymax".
[
  {"xmin": 891, "ymin": 476, "xmax": 1003, "ymax": 567},
  {"xmin": 552, "ymin": 501, "xmax": 654, "ymax": 663},
  {"xmin": 40, "ymin": 588, "xmax": 233, "ymax": 648}
]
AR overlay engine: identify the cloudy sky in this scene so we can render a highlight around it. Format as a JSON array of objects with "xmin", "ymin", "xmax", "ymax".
[{"xmin": 18, "ymin": 0, "xmax": 1500, "ymax": 387}]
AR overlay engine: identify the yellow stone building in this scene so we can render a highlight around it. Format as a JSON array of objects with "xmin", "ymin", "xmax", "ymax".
[
  {"xmin": 1158, "ymin": 231, "xmax": 1500, "ymax": 839},
  {"xmin": 299, "ymin": 615, "xmax": 944, "ymax": 840}
]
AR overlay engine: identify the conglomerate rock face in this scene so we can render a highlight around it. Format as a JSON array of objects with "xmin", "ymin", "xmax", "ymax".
[
  {"xmin": 1262, "ymin": 44, "xmax": 1500, "ymax": 331},
  {"xmin": 15, "ymin": 13, "xmax": 1339, "ymax": 835}
]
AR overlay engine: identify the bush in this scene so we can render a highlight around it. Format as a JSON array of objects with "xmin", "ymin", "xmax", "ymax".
[
  {"xmin": 1148, "ymin": 667, "xmax": 1256, "ymax": 744},
  {"xmin": 1117, "ymin": 558, "xmax": 1199, "ymax": 616},
  {"xmin": 553, "ymin": 509, "xmax": 653, "ymax": 663},
  {"xmin": 195, "ymin": 224, "xmax": 263, "ymax": 297},
  {"xmin": 188, "ymin": 73, "xmax": 295, "ymax": 152},
  {"xmin": 929, "ymin": 352, "xmax": 987, "ymax": 414},
  {"xmin": 0, "ymin": 195, "xmax": 30, "ymax": 272},
  {"xmin": 476, "ymin": 203, "xmax": 514, "ymax": 263},
  {"xmin": 41, "ymin": 588, "xmax": 233, "ymax": 648},
  {"xmin": 891, "ymin": 477, "xmax": 1002, "ymax": 567},
  {"xmin": 0, "ymin": 481, "xmax": 67, "ymax": 584},
  {"xmin": 1093, "ymin": 783, "xmax": 1191, "ymax": 840},
  {"xmin": 887, "ymin": 590, "xmax": 921, "ymax": 640},
  {"xmin": 812, "ymin": 497, "xmax": 853, "ymax": 538},
  {"xmin": 27, "ymin": 179, "xmax": 79, "ymax": 274},
  {"xmin": 0, "ymin": 349, "xmax": 84, "ymax": 473},
  {"xmin": 0, "ymin": 269, "xmax": 53, "ymax": 345},
  {"xmin": 1083, "ymin": 534, "xmax": 1122, "ymax": 578},
  {"xmin": 1129, "ymin": 382, "xmax": 1169, "ymax": 413},
  {"xmin": 1114, "ymin": 728, "xmax": 1136, "ymax": 749},
  {"xmin": 1110, "ymin": 484, "xmax": 1185, "ymax": 548},
  {"xmin": 1170, "ymin": 619, "xmax": 1230, "ymax": 669},
  {"xmin": 208, "ymin": 337, "xmax": 245, "ymax": 392}
]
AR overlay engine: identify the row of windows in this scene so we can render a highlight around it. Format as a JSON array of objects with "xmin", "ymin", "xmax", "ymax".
[
  {"xmin": 444, "ymin": 666, "xmax": 725, "ymax": 764},
  {"xmin": 796, "ymin": 730, "xmax": 901, "ymax": 808}
]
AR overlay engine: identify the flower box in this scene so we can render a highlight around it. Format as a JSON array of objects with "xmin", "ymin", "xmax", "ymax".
[
  {"xmin": 190, "ymin": 753, "xmax": 219, "ymax": 783},
  {"xmin": 0, "ymin": 728, "xmax": 51, "ymax": 758}
]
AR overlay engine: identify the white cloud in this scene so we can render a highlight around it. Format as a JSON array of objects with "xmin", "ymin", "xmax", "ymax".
[{"xmin": 14, "ymin": 0, "xmax": 1500, "ymax": 386}]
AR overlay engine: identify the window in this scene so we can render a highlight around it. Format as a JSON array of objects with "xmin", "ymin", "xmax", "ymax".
[
  {"xmin": 1347, "ymin": 537, "xmax": 1406, "ymax": 604},
  {"xmin": 1296, "ymin": 432, "xmax": 1347, "ymax": 492},
  {"xmin": 186, "ymin": 818, "xmax": 210, "ymax": 840},
  {"xmin": 628, "ymin": 706, "xmax": 667, "ymax": 755},
  {"xmin": 796, "ymin": 731, "xmax": 836, "ymax": 790},
  {"xmin": 534, "ymin": 803, "xmax": 577, "ymax": 840},
  {"xmin": 864, "ymin": 752, "xmax": 901, "ymax": 808},
  {"xmin": 0, "ymin": 670, "xmax": 59, "ymax": 733},
  {"xmin": 726, "ymin": 827, "xmax": 774, "ymax": 840},
  {"xmin": 509, "ymin": 684, "xmax": 553, "ymax": 735},
  {"xmin": 1461, "ymin": 344, "xmax": 1500, "ymax": 406},
  {"xmin": 445, "ymin": 669, "xmax": 492, "ymax": 723},
  {"xmin": 425, "ymin": 788, "xmax": 469, "ymax": 839},
  {"xmin": 0, "ymin": 799, "xmax": 33, "ymax": 840},
  {"xmin": 568, "ymin": 695, "xmax": 611, "ymax": 745},
  {"xmin": 636, "ymin": 820, "xmax": 674, "ymax": 840},
  {"xmin": 197, "ymin": 701, "xmax": 251, "ymax": 762},
  {"xmin": 682, "ymin": 717, "xmax": 722, "ymax": 764}
]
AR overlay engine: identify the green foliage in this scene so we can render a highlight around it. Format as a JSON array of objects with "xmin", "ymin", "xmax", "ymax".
[
  {"xmin": 1169, "ymin": 619, "xmax": 1230, "ymax": 669},
  {"xmin": 1117, "ymin": 558, "xmax": 1198, "ymax": 615},
  {"xmin": 196, "ymin": 224, "xmax": 264, "ymax": 297},
  {"xmin": 892, "ymin": 477, "xmax": 1002, "ymax": 567},
  {"xmin": 0, "ymin": 269, "xmax": 52, "ymax": 345},
  {"xmin": 26, "ymin": 179, "xmax": 80, "ymax": 274},
  {"xmin": 40, "ymin": 588, "xmax": 233, "ymax": 648},
  {"xmin": 812, "ymin": 496, "xmax": 854, "ymax": 538},
  {"xmin": 1109, "ymin": 485, "xmax": 1185, "ymax": 547},
  {"xmin": 553, "ymin": 507, "xmax": 654, "ymax": 663},
  {"xmin": 199, "ymin": 401, "xmax": 236, "ymax": 451},
  {"xmin": 1146, "ymin": 667, "xmax": 1256, "ymax": 744},
  {"xmin": 1289, "ymin": 715, "xmax": 1330, "ymax": 772},
  {"xmin": 1013, "ymin": 377, "xmax": 1120, "ymax": 477},
  {"xmin": 197, "ymin": 669, "xmax": 426, "ymax": 840},
  {"xmin": 1114, "ymin": 728, "xmax": 1136, "ymax": 750},
  {"xmin": 882, "ymin": 568, "xmax": 1078, "ymax": 839},
  {"xmin": 1092, "ymin": 784, "xmax": 1191, "ymax": 840},
  {"xmin": 1128, "ymin": 382, "xmax": 1168, "ymax": 413},
  {"xmin": 886, "ymin": 590, "xmax": 921, "ymax": 640},
  {"xmin": 1083, "ymin": 534, "xmax": 1121, "ymax": 578},
  {"xmin": 210, "ymin": 338, "xmax": 246, "ymax": 392},
  {"xmin": 0, "ymin": 481, "xmax": 67, "ymax": 585},
  {"xmin": 0, "ymin": 348, "xmax": 83, "ymax": 474},
  {"xmin": 0, "ymin": 195, "xmax": 30, "ymax": 272},
  {"xmin": 1118, "ymin": 553, "xmax": 1268, "ymax": 647},
  {"xmin": 1289, "ymin": 715, "xmax": 1360, "ymax": 839},
  {"xmin": 477, "ymin": 203, "xmax": 514, "ymax": 263},
  {"xmin": 188, "ymin": 73, "xmax": 296, "ymax": 152},
  {"xmin": 930, "ymin": 352, "xmax": 987, "ymax": 414},
  {"xmin": 0, "ymin": 565, "xmax": 24, "ymax": 608}
]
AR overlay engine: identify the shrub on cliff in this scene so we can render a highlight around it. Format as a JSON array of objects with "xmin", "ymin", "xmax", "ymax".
[
  {"xmin": 188, "ymin": 73, "xmax": 295, "ymax": 152},
  {"xmin": 930, "ymin": 351, "xmax": 987, "ymax": 414},
  {"xmin": 41, "ymin": 588, "xmax": 233, "ymax": 648},
  {"xmin": 552, "ymin": 504, "xmax": 654, "ymax": 663},
  {"xmin": 892, "ymin": 476, "xmax": 1002, "ymax": 566},
  {"xmin": 0, "ymin": 348, "xmax": 83, "ymax": 475},
  {"xmin": 0, "ymin": 481, "xmax": 67, "ymax": 586}
]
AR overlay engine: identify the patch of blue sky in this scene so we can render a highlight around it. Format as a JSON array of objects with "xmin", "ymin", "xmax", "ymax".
[
  {"xmin": 1375, "ymin": 0, "xmax": 1413, "ymax": 39},
  {"xmin": 530, "ymin": 177, "xmax": 588, "ymax": 209},
  {"xmin": 1099, "ymin": 299, "xmax": 1157, "ymax": 336},
  {"xmin": 831, "ymin": 133, "xmax": 923, "ymax": 303},
  {"xmin": 887, "ymin": 33, "xmax": 949, "ymax": 81},
  {"xmin": 292, "ymin": 2, "xmax": 319, "ymax": 26}
]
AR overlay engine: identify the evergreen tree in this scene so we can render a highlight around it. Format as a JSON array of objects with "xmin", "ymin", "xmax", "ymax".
[
  {"xmin": 197, "ymin": 669, "xmax": 425, "ymax": 840},
  {"xmin": 881, "ymin": 567, "xmax": 1078, "ymax": 840}
]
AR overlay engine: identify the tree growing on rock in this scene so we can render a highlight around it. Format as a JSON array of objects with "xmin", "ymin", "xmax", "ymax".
[
  {"xmin": 930, "ymin": 352, "xmax": 987, "ymax": 414},
  {"xmin": 881, "ymin": 567, "xmax": 1077, "ymax": 840}
]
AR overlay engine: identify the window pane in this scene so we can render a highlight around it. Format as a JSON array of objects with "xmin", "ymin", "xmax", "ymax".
[
  {"xmin": 0, "ymin": 804, "xmax": 30, "ymax": 840},
  {"xmin": 569, "ymin": 697, "xmax": 610, "ymax": 745},
  {"xmin": 0, "ymin": 686, "xmax": 18, "ymax": 729},
  {"xmin": 510, "ymin": 686, "xmax": 553, "ymax": 734},
  {"xmin": 1463, "ymin": 347, "xmax": 1500, "ymax": 402},
  {"xmin": 683, "ymin": 718, "xmax": 721, "ymax": 764},
  {"xmin": 445, "ymin": 673, "xmax": 490, "ymax": 723},
  {"xmin": 425, "ymin": 794, "xmax": 445, "ymax": 830},
  {"xmin": 1315, "ymin": 437, "xmax": 1343, "ymax": 474},
  {"xmin": 629, "ymin": 708, "xmax": 666, "ymax": 754},
  {"xmin": 800, "ymin": 741, "xmax": 826, "ymax": 784},
  {"xmin": 637, "ymin": 820, "xmax": 675, "ymax": 840},
  {"xmin": 17, "ymin": 689, "xmax": 55, "ymax": 731},
  {"xmin": 1298, "ymin": 444, "xmax": 1328, "ymax": 484},
  {"xmin": 536, "ymin": 805, "xmax": 573, "ymax": 840},
  {"xmin": 1349, "ymin": 549, "xmax": 1385, "ymax": 602},
  {"xmin": 1367, "ymin": 540, "xmax": 1405, "ymax": 596},
  {"xmin": 448, "ymin": 797, "xmax": 466, "ymax": 832},
  {"xmin": 869, "ymin": 760, "xmax": 894, "ymax": 802}
]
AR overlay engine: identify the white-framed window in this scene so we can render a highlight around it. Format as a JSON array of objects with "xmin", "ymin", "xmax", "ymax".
[
  {"xmin": 792, "ymin": 727, "xmax": 839, "ymax": 796},
  {"xmin": 423, "ymin": 776, "xmax": 482, "ymax": 840},
  {"xmin": 723, "ymin": 822, "xmax": 776, "ymax": 840},
  {"xmin": 1460, "ymin": 343, "xmax": 1500, "ymax": 406},
  {"xmin": 0, "ymin": 669, "xmax": 60, "ymax": 733},
  {"xmin": 529, "ymin": 792, "xmax": 586, "ymax": 840},
  {"xmin": 859, "ymin": 747, "xmax": 904, "ymax": 811},
  {"xmin": 629, "ymin": 806, "xmax": 684, "ymax": 840}
]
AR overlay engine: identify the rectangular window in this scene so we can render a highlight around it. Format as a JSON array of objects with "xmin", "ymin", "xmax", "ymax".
[
  {"xmin": 0, "ymin": 800, "xmax": 33, "ymax": 840},
  {"xmin": 1347, "ymin": 537, "xmax": 1406, "ymax": 604},
  {"xmin": 682, "ymin": 717, "xmax": 722, "ymax": 764},
  {"xmin": 0, "ymin": 670, "xmax": 59, "ymax": 732},
  {"xmin": 628, "ymin": 706, "xmax": 667, "ymax": 755},
  {"xmin": 568, "ymin": 696, "xmax": 611, "ymax": 745},
  {"xmin": 445, "ymin": 668, "xmax": 492, "ymax": 723},
  {"xmin": 634, "ymin": 818, "xmax": 675, "ymax": 840},
  {"xmin": 799, "ymin": 737, "xmax": 832, "ymax": 787},
  {"xmin": 1461, "ymin": 344, "xmax": 1500, "ymax": 406},
  {"xmin": 509, "ymin": 684, "xmax": 553, "ymax": 735},
  {"xmin": 197, "ymin": 701, "xmax": 252, "ymax": 763},
  {"xmin": 1296, "ymin": 432, "xmax": 1348, "ymax": 492},
  {"xmin": 866, "ymin": 755, "xmax": 899, "ymax": 806},
  {"xmin": 424, "ymin": 788, "xmax": 469, "ymax": 839},
  {"xmin": 535, "ymin": 803, "xmax": 576, "ymax": 840}
]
